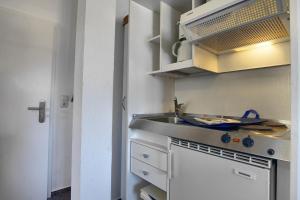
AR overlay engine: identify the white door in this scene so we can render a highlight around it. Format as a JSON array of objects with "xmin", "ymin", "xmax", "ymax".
[{"xmin": 0, "ymin": 7, "xmax": 54, "ymax": 200}]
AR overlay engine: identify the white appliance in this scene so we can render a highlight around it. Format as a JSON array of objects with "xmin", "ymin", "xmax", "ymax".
[
  {"xmin": 171, "ymin": 22, "xmax": 192, "ymax": 63},
  {"xmin": 172, "ymin": 39, "xmax": 192, "ymax": 62},
  {"xmin": 169, "ymin": 139, "xmax": 275, "ymax": 200},
  {"xmin": 180, "ymin": 0, "xmax": 290, "ymax": 54}
]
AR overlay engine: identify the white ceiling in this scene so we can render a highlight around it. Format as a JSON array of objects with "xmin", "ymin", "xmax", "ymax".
[{"xmin": 0, "ymin": 0, "xmax": 61, "ymax": 21}]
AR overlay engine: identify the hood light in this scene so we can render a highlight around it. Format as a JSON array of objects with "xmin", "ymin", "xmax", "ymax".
[{"xmin": 234, "ymin": 41, "xmax": 274, "ymax": 52}]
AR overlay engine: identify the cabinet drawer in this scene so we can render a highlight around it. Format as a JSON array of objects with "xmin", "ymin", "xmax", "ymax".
[
  {"xmin": 131, "ymin": 158, "xmax": 167, "ymax": 191},
  {"xmin": 131, "ymin": 142, "xmax": 167, "ymax": 171}
]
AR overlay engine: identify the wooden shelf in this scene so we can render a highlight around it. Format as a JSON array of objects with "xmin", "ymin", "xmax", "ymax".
[
  {"xmin": 148, "ymin": 35, "xmax": 160, "ymax": 44},
  {"xmin": 148, "ymin": 59, "xmax": 215, "ymax": 78}
]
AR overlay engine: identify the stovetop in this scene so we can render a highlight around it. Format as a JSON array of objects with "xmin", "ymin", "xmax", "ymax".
[{"xmin": 130, "ymin": 113, "xmax": 291, "ymax": 161}]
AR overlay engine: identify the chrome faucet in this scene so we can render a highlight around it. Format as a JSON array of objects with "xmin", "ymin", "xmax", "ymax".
[{"xmin": 173, "ymin": 97, "xmax": 184, "ymax": 117}]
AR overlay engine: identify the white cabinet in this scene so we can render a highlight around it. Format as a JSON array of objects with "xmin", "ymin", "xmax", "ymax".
[
  {"xmin": 140, "ymin": 0, "xmax": 290, "ymax": 78},
  {"xmin": 145, "ymin": 1, "xmax": 218, "ymax": 78},
  {"xmin": 124, "ymin": 1, "xmax": 175, "ymax": 199},
  {"xmin": 130, "ymin": 140, "xmax": 168, "ymax": 191},
  {"xmin": 131, "ymin": 141, "xmax": 168, "ymax": 171},
  {"xmin": 131, "ymin": 158, "xmax": 167, "ymax": 191}
]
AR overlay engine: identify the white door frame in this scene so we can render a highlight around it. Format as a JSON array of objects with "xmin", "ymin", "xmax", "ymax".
[
  {"xmin": 291, "ymin": 0, "xmax": 300, "ymax": 199},
  {"xmin": 47, "ymin": 24, "xmax": 59, "ymax": 199}
]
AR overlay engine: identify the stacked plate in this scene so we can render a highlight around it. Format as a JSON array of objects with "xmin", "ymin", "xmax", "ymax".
[{"xmin": 140, "ymin": 185, "xmax": 166, "ymax": 200}]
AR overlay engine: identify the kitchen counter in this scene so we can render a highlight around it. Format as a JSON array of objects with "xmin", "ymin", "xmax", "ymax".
[{"xmin": 129, "ymin": 113, "xmax": 291, "ymax": 161}]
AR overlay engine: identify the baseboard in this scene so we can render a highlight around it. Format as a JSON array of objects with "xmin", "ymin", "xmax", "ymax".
[
  {"xmin": 49, "ymin": 188, "xmax": 120, "ymax": 200},
  {"xmin": 51, "ymin": 187, "xmax": 71, "ymax": 196}
]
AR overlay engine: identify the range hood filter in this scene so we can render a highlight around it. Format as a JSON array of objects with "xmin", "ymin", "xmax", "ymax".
[{"xmin": 182, "ymin": 0, "xmax": 290, "ymax": 54}]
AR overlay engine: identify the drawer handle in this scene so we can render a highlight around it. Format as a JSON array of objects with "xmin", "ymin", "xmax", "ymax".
[
  {"xmin": 142, "ymin": 154, "xmax": 149, "ymax": 159},
  {"xmin": 233, "ymin": 169, "xmax": 256, "ymax": 180},
  {"xmin": 142, "ymin": 171, "xmax": 149, "ymax": 176}
]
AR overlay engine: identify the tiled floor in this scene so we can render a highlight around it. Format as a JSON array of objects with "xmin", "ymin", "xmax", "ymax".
[{"xmin": 48, "ymin": 188, "xmax": 71, "ymax": 200}]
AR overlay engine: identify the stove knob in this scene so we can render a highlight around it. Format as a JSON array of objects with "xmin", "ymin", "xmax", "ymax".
[
  {"xmin": 267, "ymin": 149, "xmax": 275, "ymax": 156},
  {"xmin": 243, "ymin": 136, "xmax": 254, "ymax": 148},
  {"xmin": 221, "ymin": 133, "xmax": 231, "ymax": 144}
]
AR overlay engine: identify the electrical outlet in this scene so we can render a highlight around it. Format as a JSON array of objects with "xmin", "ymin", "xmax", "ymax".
[{"xmin": 60, "ymin": 95, "xmax": 70, "ymax": 108}]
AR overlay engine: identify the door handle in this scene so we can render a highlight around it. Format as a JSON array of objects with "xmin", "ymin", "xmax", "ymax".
[
  {"xmin": 28, "ymin": 101, "xmax": 46, "ymax": 123},
  {"xmin": 168, "ymin": 150, "xmax": 173, "ymax": 180},
  {"xmin": 142, "ymin": 171, "xmax": 149, "ymax": 176}
]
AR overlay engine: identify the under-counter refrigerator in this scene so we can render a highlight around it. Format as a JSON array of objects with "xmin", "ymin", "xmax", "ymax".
[{"xmin": 169, "ymin": 142, "xmax": 275, "ymax": 200}]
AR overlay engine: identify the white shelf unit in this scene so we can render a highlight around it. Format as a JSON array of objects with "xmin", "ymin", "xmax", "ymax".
[
  {"xmin": 143, "ymin": 0, "xmax": 221, "ymax": 77},
  {"xmin": 159, "ymin": 2, "xmax": 181, "ymax": 69},
  {"xmin": 149, "ymin": 36, "xmax": 291, "ymax": 78},
  {"xmin": 148, "ymin": 59, "xmax": 213, "ymax": 78},
  {"xmin": 124, "ymin": 1, "xmax": 195, "ymax": 200},
  {"xmin": 149, "ymin": 10, "xmax": 161, "ymax": 71},
  {"xmin": 146, "ymin": 1, "xmax": 182, "ymax": 72},
  {"xmin": 193, "ymin": 0, "xmax": 207, "ymax": 8},
  {"xmin": 147, "ymin": 1, "xmax": 290, "ymax": 78},
  {"xmin": 148, "ymin": 37, "xmax": 291, "ymax": 78},
  {"xmin": 148, "ymin": 35, "xmax": 161, "ymax": 44},
  {"xmin": 124, "ymin": 1, "xmax": 176, "ymax": 199}
]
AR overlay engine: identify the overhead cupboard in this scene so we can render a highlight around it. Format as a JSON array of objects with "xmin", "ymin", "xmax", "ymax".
[{"xmin": 133, "ymin": 0, "xmax": 291, "ymax": 78}]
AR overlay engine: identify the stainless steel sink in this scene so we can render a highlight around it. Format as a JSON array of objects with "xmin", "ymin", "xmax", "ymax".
[{"xmin": 148, "ymin": 116, "xmax": 184, "ymax": 124}]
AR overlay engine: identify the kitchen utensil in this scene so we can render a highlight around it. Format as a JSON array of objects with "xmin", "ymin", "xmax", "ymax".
[
  {"xmin": 180, "ymin": 109, "xmax": 265, "ymax": 130},
  {"xmin": 172, "ymin": 38, "xmax": 192, "ymax": 62}
]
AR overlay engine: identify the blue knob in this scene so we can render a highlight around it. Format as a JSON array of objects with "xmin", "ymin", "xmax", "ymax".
[
  {"xmin": 243, "ymin": 136, "xmax": 254, "ymax": 148},
  {"xmin": 267, "ymin": 149, "xmax": 275, "ymax": 156},
  {"xmin": 221, "ymin": 133, "xmax": 231, "ymax": 144}
]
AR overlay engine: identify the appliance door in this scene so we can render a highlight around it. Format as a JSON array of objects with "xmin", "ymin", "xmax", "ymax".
[{"xmin": 169, "ymin": 144, "xmax": 272, "ymax": 200}]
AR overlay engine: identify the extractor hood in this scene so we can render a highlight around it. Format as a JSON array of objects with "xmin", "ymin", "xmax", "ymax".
[{"xmin": 180, "ymin": 0, "xmax": 290, "ymax": 54}]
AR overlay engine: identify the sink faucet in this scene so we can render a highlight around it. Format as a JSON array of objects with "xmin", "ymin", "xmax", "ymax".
[{"xmin": 173, "ymin": 97, "xmax": 184, "ymax": 117}]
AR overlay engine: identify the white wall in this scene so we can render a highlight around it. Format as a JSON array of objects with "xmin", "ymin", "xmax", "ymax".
[
  {"xmin": 0, "ymin": 0, "xmax": 61, "ymax": 22},
  {"xmin": 72, "ymin": 0, "xmax": 117, "ymax": 199},
  {"xmin": 175, "ymin": 66, "xmax": 291, "ymax": 120},
  {"xmin": 290, "ymin": 0, "xmax": 300, "ymax": 199},
  {"xmin": 50, "ymin": 0, "xmax": 77, "ymax": 192},
  {"xmin": 0, "ymin": 0, "xmax": 78, "ymax": 194}
]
